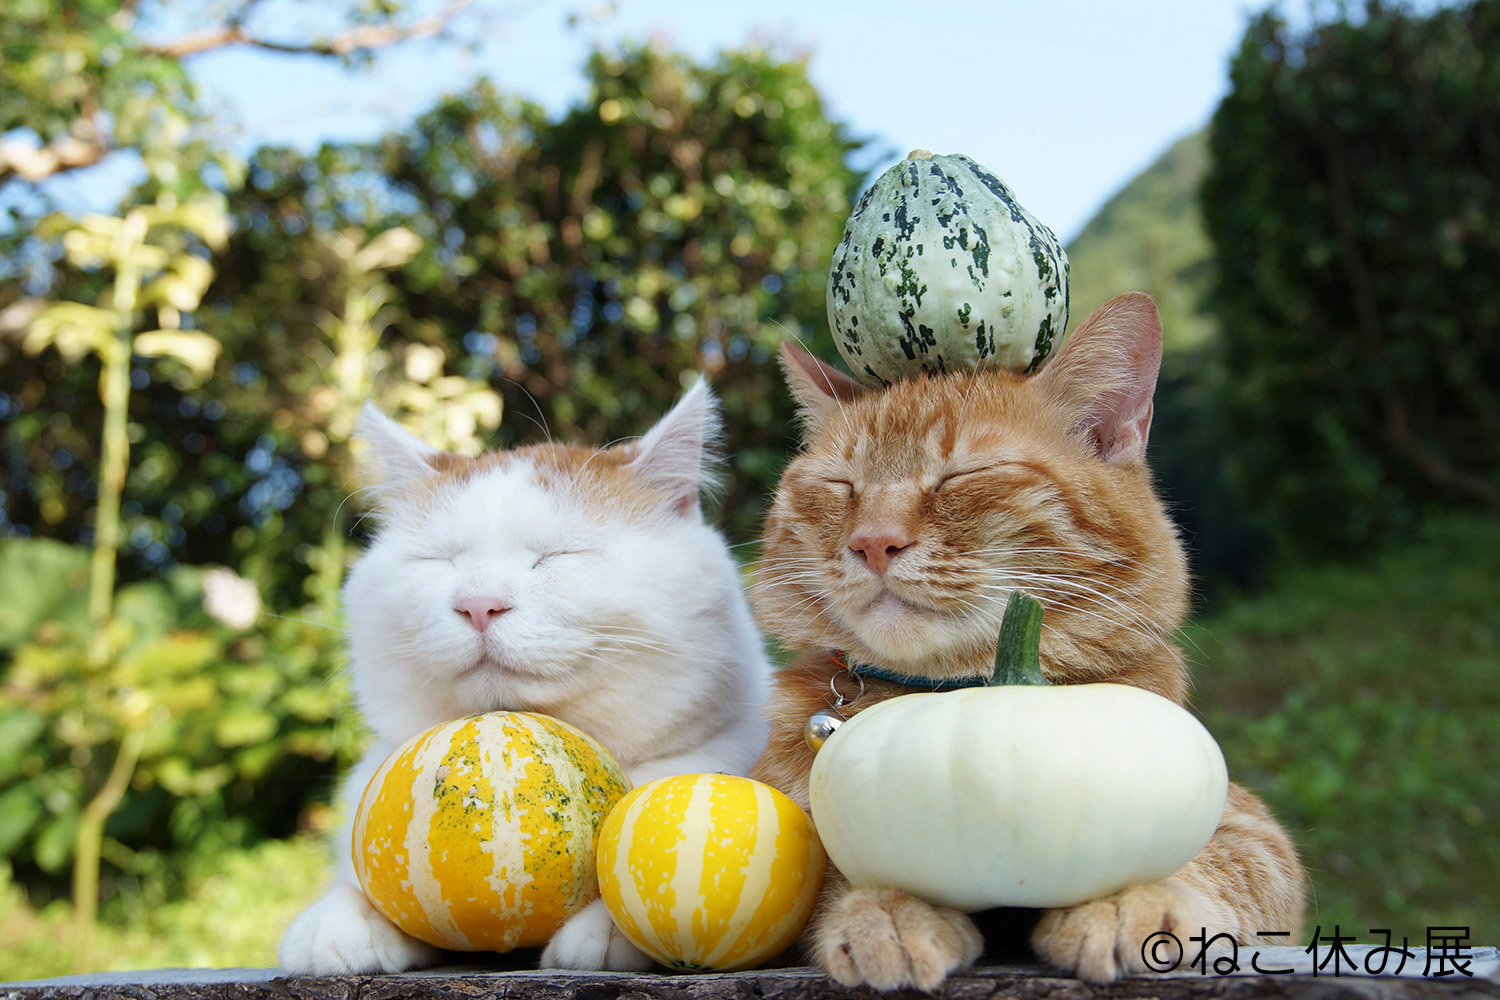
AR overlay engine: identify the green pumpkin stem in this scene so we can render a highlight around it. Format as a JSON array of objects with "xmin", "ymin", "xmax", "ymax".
[{"xmin": 991, "ymin": 591, "xmax": 1050, "ymax": 686}]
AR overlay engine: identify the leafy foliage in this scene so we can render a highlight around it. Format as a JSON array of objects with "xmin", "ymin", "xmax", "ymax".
[
  {"xmin": 0, "ymin": 0, "xmax": 218, "ymax": 203},
  {"xmin": 0, "ymin": 539, "xmax": 359, "ymax": 889},
  {"xmin": 0, "ymin": 834, "xmax": 331, "ymax": 980},
  {"xmin": 266, "ymin": 45, "xmax": 860, "ymax": 545},
  {"xmin": 6, "ymin": 44, "xmax": 862, "ymax": 612},
  {"xmin": 1189, "ymin": 512, "xmax": 1500, "ymax": 946},
  {"xmin": 1202, "ymin": 0, "xmax": 1500, "ymax": 557}
]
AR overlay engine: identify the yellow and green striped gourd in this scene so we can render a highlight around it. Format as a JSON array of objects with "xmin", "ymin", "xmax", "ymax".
[
  {"xmin": 595, "ymin": 773, "xmax": 825, "ymax": 971},
  {"xmin": 352, "ymin": 711, "xmax": 630, "ymax": 952}
]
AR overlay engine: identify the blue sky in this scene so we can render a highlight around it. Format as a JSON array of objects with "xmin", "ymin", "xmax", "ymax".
[{"xmin": 173, "ymin": 0, "xmax": 1265, "ymax": 244}]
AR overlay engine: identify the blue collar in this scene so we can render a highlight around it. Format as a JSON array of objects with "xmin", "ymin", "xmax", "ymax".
[{"xmin": 832, "ymin": 650, "xmax": 990, "ymax": 691}]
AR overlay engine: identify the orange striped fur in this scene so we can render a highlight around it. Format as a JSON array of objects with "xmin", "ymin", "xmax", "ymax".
[{"xmin": 749, "ymin": 293, "xmax": 1306, "ymax": 987}]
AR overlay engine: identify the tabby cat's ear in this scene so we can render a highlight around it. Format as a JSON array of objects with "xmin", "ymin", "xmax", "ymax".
[
  {"xmin": 354, "ymin": 402, "xmax": 443, "ymax": 493},
  {"xmin": 779, "ymin": 342, "xmax": 867, "ymax": 436},
  {"xmin": 623, "ymin": 376, "xmax": 722, "ymax": 518},
  {"xmin": 1036, "ymin": 291, "xmax": 1163, "ymax": 466}
]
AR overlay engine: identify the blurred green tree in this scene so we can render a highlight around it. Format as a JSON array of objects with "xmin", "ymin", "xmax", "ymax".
[
  {"xmin": 220, "ymin": 45, "xmax": 863, "ymax": 552},
  {"xmin": 1202, "ymin": 0, "xmax": 1500, "ymax": 557},
  {"xmin": 0, "ymin": 0, "xmax": 481, "ymax": 606}
]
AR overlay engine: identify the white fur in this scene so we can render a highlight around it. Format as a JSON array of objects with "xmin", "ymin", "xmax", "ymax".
[{"xmin": 278, "ymin": 381, "xmax": 770, "ymax": 975}]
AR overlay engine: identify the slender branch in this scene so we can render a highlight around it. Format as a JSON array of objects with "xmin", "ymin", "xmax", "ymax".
[
  {"xmin": 1382, "ymin": 396, "xmax": 1500, "ymax": 508},
  {"xmin": 143, "ymin": 0, "xmax": 473, "ymax": 59},
  {"xmin": 0, "ymin": 133, "xmax": 108, "ymax": 185},
  {"xmin": 4, "ymin": 1, "xmax": 485, "ymax": 186}
]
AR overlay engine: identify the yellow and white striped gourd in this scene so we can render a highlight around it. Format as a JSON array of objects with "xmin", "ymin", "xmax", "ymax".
[
  {"xmin": 352, "ymin": 711, "xmax": 630, "ymax": 952},
  {"xmin": 595, "ymin": 773, "xmax": 825, "ymax": 971}
]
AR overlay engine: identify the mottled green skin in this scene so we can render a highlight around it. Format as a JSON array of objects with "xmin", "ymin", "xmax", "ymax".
[{"xmin": 827, "ymin": 153, "xmax": 1070, "ymax": 387}]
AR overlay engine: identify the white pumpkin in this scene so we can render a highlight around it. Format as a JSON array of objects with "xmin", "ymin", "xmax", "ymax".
[{"xmin": 807, "ymin": 593, "xmax": 1228, "ymax": 911}]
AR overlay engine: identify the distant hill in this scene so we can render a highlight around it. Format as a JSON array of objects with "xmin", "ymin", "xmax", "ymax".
[
  {"xmin": 1063, "ymin": 130, "xmax": 1273, "ymax": 600},
  {"xmin": 1063, "ymin": 130, "xmax": 1215, "ymax": 353}
]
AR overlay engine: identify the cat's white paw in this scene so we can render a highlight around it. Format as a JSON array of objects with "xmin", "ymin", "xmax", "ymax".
[
  {"xmin": 278, "ymin": 880, "xmax": 442, "ymax": 975},
  {"xmin": 540, "ymin": 897, "xmax": 656, "ymax": 972}
]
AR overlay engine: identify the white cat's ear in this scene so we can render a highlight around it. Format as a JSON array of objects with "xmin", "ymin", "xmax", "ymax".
[
  {"xmin": 779, "ymin": 342, "xmax": 866, "ymax": 436},
  {"xmin": 1035, "ymin": 291, "xmax": 1163, "ymax": 466},
  {"xmin": 353, "ymin": 401, "xmax": 443, "ymax": 493},
  {"xmin": 624, "ymin": 377, "xmax": 722, "ymax": 518}
]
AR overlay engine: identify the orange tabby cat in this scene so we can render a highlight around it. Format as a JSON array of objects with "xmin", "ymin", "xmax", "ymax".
[{"xmin": 749, "ymin": 292, "xmax": 1306, "ymax": 988}]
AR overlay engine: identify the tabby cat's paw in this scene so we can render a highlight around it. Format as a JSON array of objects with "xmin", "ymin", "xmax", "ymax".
[
  {"xmin": 278, "ymin": 881, "xmax": 441, "ymax": 975},
  {"xmin": 1031, "ymin": 880, "xmax": 1213, "ymax": 984},
  {"xmin": 541, "ymin": 897, "xmax": 656, "ymax": 972},
  {"xmin": 815, "ymin": 887, "xmax": 983, "ymax": 992}
]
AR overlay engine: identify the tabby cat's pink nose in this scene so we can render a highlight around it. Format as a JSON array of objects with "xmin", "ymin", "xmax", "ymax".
[
  {"xmin": 848, "ymin": 529, "xmax": 913, "ymax": 576},
  {"xmin": 455, "ymin": 596, "xmax": 512, "ymax": 632}
]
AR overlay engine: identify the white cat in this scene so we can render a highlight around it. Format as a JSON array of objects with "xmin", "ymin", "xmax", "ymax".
[{"xmin": 278, "ymin": 379, "xmax": 771, "ymax": 975}]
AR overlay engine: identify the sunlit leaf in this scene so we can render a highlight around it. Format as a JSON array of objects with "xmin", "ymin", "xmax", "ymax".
[
  {"xmin": 24, "ymin": 301, "xmax": 115, "ymax": 360},
  {"xmin": 153, "ymin": 196, "xmax": 231, "ymax": 250},
  {"xmin": 348, "ymin": 226, "xmax": 422, "ymax": 273},
  {"xmin": 131, "ymin": 330, "xmax": 221, "ymax": 379},
  {"xmin": 213, "ymin": 707, "xmax": 278, "ymax": 749},
  {"xmin": 0, "ymin": 709, "xmax": 49, "ymax": 786},
  {"xmin": 0, "ymin": 786, "xmax": 44, "ymax": 857},
  {"xmin": 0, "ymin": 539, "xmax": 92, "ymax": 650},
  {"xmin": 32, "ymin": 808, "xmax": 80, "ymax": 874},
  {"xmin": 138, "ymin": 254, "xmax": 216, "ymax": 312}
]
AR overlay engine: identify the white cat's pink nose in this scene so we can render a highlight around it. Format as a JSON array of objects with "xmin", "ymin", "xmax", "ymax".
[{"xmin": 455, "ymin": 596, "xmax": 512, "ymax": 632}]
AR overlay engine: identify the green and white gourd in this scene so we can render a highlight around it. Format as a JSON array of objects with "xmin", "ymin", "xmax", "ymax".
[{"xmin": 827, "ymin": 150, "xmax": 1070, "ymax": 387}]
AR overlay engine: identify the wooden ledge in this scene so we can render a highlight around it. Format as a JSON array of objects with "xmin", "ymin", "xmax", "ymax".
[{"xmin": 4, "ymin": 961, "xmax": 1499, "ymax": 1000}]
